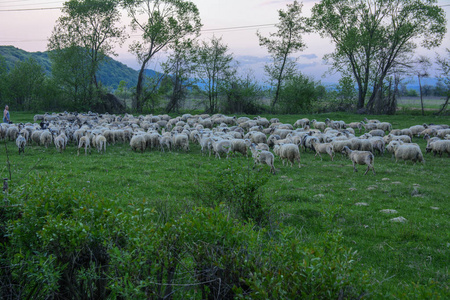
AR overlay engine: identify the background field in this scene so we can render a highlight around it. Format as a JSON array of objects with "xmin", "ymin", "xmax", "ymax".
[{"xmin": 2, "ymin": 112, "xmax": 449, "ymax": 298}]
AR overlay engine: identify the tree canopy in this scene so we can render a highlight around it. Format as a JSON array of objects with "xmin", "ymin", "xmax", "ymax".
[{"xmin": 310, "ymin": 0, "xmax": 447, "ymax": 112}]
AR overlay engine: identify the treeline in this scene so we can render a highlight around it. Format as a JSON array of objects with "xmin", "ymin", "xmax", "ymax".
[{"xmin": 0, "ymin": 0, "xmax": 449, "ymax": 115}]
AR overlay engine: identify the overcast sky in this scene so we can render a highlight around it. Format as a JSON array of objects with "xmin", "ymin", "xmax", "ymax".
[{"xmin": 0, "ymin": 0, "xmax": 449, "ymax": 84}]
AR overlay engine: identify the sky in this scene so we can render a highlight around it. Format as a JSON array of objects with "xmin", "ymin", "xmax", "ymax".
[{"xmin": 0, "ymin": 0, "xmax": 449, "ymax": 85}]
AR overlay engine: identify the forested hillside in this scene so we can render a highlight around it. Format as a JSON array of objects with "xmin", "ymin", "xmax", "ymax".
[{"xmin": 0, "ymin": 45, "xmax": 160, "ymax": 89}]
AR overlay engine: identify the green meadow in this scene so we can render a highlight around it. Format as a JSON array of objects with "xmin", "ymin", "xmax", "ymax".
[{"xmin": 1, "ymin": 112, "xmax": 449, "ymax": 298}]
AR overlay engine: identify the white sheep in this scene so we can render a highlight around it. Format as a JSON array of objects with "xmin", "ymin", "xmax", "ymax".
[
  {"xmin": 249, "ymin": 143, "xmax": 275, "ymax": 174},
  {"xmin": 393, "ymin": 144, "xmax": 425, "ymax": 164},
  {"xmin": 341, "ymin": 146, "xmax": 375, "ymax": 175},
  {"xmin": 16, "ymin": 134, "xmax": 26, "ymax": 154},
  {"xmin": 130, "ymin": 134, "xmax": 146, "ymax": 153},
  {"xmin": 230, "ymin": 139, "xmax": 248, "ymax": 157},
  {"xmin": 173, "ymin": 133, "xmax": 190, "ymax": 152},
  {"xmin": 54, "ymin": 133, "xmax": 68, "ymax": 153},
  {"xmin": 95, "ymin": 134, "xmax": 107, "ymax": 154},
  {"xmin": 311, "ymin": 119, "xmax": 326, "ymax": 131},
  {"xmin": 279, "ymin": 143, "xmax": 301, "ymax": 168},
  {"xmin": 77, "ymin": 135, "xmax": 91, "ymax": 156},
  {"xmin": 425, "ymin": 140, "xmax": 450, "ymax": 157},
  {"xmin": 311, "ymin": 140, "xmax": 334, "ymax": 161},
  {"xmin": 212, "ymin": 139, "xmax": 232, "ymax": 159},
  {"xmin": 39, "ymin": 130, "xmax": 53, "ymax": 148}
]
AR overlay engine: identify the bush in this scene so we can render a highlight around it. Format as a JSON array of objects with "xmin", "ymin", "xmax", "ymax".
[{"xmin": 1, "ymin": 175, "xmax": 371, "ymax": 299}]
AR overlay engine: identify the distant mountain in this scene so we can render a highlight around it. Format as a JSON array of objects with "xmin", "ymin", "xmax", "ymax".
[{"xmin": 0, "ymin": 46, "xmax": 161, "ymax": 90}]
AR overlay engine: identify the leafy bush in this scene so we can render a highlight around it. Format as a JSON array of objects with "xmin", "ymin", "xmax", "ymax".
[
  {"xmin": 1, "ymin": 175, "xmax": 371, "ymax": 299},
  {"xmin": 195, "ymin": 160, "xmax": 271, "ymax": 225}
]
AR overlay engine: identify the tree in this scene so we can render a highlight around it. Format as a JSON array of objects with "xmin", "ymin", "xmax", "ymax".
[
  {"xmin": 49, "ymin": 46, "xmax": 93, "ymax": 110},
  {"xmin": 414, "ymin": 55, "xmax": 431, "ymax": 116},
  {"xmin": 310, "ymin": 0, "xmax": 446, "ymax": 113},
  {"xmin": 8, "ymin": 58, "xmax": 46, "ymax": 110},
  {"xmin": 161, "ymin": 40, "xmax": 195, "ymax": 113},
  {"xmin": 192, "ymin": 36, "xmax": 235, "ymax": 113},
  {"xmin": 221, "ymin": 73, "xmax": 264, "ymax": 114},
  {"xmin": 435, "ymin": 48, "xmax": 450, "ymax": 115},
  {"xmin": 122, "ymin": 0, "xmax": 202, "ymax": 112},
  {"xmin": 0, "ymin": 55, "xmax": 8, "ymax": 104},
  {"xmin": 278, "ymin": 72, "xmax": 323, "ymax": 114},
  {"xmin": 48, "ymin": 0, "xmax": 125, "ymax": 107},
  {"xmin": 257, "ymin": 0, "xmax": 309, "ymax": 112}
]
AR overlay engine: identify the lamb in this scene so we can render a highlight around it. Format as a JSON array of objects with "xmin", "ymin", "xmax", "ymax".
[
  {"xmin": 77, "ymin": 135, "xmax": 91, "ymax": 156},
  {"xmin": 311, "ymin": 140, "xmax": 334, "ymax": 161},
  {"xmin": 390, "ymin": 129, "xmax": 413, "ymax": 139},
  {"xmin": 249, "ymin": 143, "xmax": 275, "ymax": 174},
  {"xmin": 361, "ymin": 121, "xmax": 378, "ymax": 131},
  {"xmin": 393, "ymin": 144, "xmax": 425, "ymax": 164},
  {"xmin": 279, "ymin": 143, "xmax": 301, "ymax": 168},
  {"xmin": 425, "ymin": 140, "xmax": 450, "ymax": 157},
  {"xmin": 293, "ymin": 118, "xmax": 310, "ymax": 128},
  {"xmin": 331, "ymin": 139, "xmax": 353, "ymax": 156},
  {"xmin": 368, "ymin": 129, "xmax": 385, "ymax": 137},
  {"xmin": 54, "ymin": 133, "xmax": 68, "ymax": 153},
  {"xmin": 31, "ymin": 130, "xmax": 43, "ymax": 145},
  {"xmin": 39, "ymin": 130, "xmax": 53, "ymax": 148},
  {"xmin": 212, "ymin": 139, "xmax": 232, "ymax": 159},
  {"xmin": 311, "ymin": 119, "xmax": 326, "ymax": 131},
  {"xmin": 437, "ymin": 129, "xmax": 450, "ymax": 139},
  {"xmin": 160, "ymin": 135, "xmax": 173, "ymax": 152},
  {"xmin": 341, "ymin": 146, "xmax": 375, "ymax": 175},
  {"xmin": 346, "ymin": 122, "xmax": 362, "ymax": 133},
  {"xmin": 350, "ymin": 138, "xmax": 373, "ymax": 152},
  {"xmin": 95, "ymin": 134, "xmax": 107, "ymax": 154},
  {"xmin": 6, "ymin": 126, "xmax": 19, "ymax": 141},
  {"xmin": 173, "ymin": 133, "xmax": 190, "ymax": 152},
  {"xmin": 230, "ymin": 139, "xmax": 248, "ymax": 157},
  {"xmin": 409, "ymin": 125, "xmax": 426, "ymax": 136},
  {"xmin": 129, "ymin": 134, "xmax": 146, "ymax": 153},
  {"xmin": 16, "ymin": 134, "xmax": 26, "ymax": 154},
  {"xmin": 376, "ymin": 122, "xmax": 392, "ymax": 132}
]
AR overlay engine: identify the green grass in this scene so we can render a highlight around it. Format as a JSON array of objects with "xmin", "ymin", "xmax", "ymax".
[
  {"xmin": 397, "ymin": 96, "xmax": 447, "ymax": 111},
  {"xmin": 2, "ymin": 112, "xmax": 449, "ymax": 298}
]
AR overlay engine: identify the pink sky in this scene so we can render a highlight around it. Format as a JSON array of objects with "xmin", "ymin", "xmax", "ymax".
[{"xmin": 0, "ymin": 0, "xmax": 449, "ymax": 83}]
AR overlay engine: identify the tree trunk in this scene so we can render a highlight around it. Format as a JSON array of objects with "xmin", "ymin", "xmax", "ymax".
[
  {"xmin": 435, "ymin": 95, "xmax": 449, "ymax": 115},
  {"xmin": 418, "ymin": 75, "xmax": 424, "ymax": 116}
]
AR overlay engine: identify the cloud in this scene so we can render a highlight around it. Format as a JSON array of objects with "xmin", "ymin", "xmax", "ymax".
[{"xmin": 300, "ymin": 54, "xmax": 318, "ymax": 60}]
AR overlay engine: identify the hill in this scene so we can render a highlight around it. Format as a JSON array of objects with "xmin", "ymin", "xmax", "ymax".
[{"xmin": 0, "ymin": 45, "xmax": 161, "ymax": 90}]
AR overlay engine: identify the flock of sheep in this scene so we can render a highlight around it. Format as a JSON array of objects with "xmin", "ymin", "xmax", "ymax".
[{"xmin": 1, "ymin": 112, "xmax": 449, "ymax": 175}]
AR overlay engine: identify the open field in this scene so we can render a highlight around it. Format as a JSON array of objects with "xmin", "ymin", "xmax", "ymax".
[
  {"xmin": 1, "ymin": 112, "xmax": 449, "ymax": 298},
  {"xmin": 397, "ymin": 96, "xmax": 448, "ymax": 111}
]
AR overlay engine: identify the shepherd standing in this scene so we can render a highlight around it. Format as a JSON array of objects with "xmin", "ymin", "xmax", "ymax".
[{"xmin": 3, "ymin": 105, "xmax": 10, "ymax": 124}]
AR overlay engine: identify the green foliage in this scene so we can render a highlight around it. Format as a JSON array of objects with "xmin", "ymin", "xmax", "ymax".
[
  {"xmin": 310, "ymin": 0, "xmax": 447, "ymax": 111},
  {"xmin": 278, "ymin": 72, "xmax": 323, "ymax": 113},
  {"xmin": 221, "ymin": 73, "xmax": 266, "ymax": 114},
  {"xmin": 196, "ymin": 160, "xmax": 271, "ymax": 225},
  {"xmin": 192, "ymin": 36, "xmax": 235, "ymax": 113},
  {"xmin": 123, "ymin": 0, "xmax": 202, "ymax": 112},
  {"xmin": 257, "ymin": 0, "xmax": 310, "ymax": 111}
]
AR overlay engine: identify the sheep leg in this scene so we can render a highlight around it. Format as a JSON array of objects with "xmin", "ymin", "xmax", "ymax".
[{"xmin": 353, "ymin": 162, "xmax": 358, "ymax": 172}]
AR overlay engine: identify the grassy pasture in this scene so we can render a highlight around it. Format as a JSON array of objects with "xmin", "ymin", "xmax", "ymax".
[{"xmin": 2, "ymin": 112, "xmax": 449, "ymax": 298}]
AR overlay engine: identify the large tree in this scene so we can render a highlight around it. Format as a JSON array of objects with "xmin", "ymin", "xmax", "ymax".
[
  {"xmin": 192, "ymin": 36, "xmax": 235, "ymax": 113},
  {"xmin": 48, "ymin": 0, "xmax": 125, "ymax": 106},
  {"xmin": 257, "ymin": 0, "xmax": 309, "ymax": 112},
  {"xmin": 310, "ymin": 0, "xmax": 446, "ymax": 113},
  {"xmin": 122, "ymin": 0, "xmax": 202, "ymax": 112},
  {"xmin": 435, "ymin": 48, "xmax": 450, "ymax": 115}
]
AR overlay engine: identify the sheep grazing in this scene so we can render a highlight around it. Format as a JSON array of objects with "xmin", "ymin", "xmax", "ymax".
[
  {"xmin": 279, "ymin": 143, "xmax": 301, "ymax": 168},
  {"xmin": 212, "ymin": 139, "xmax": 232, "ymax": 159},
  {"xmin": 95, "ymin": 134, "xmax": 107, "ymax": 154},
  {"xmin": 425, "ymin": 140, "xmax": 450, "ymax": 157},
  {"xmin": 77, "ymin": 135, "xmax": 91, "ymax": 156},
  {"xmin": 346, "ymin": 122, "xmax": 362, "ymax": 133},
  {"xmin": 173, "ymin": 133, "xmax": 190, "ymax": 152},
  {"xmin": 393, "ymin": 144, "xmax": 425, "ymax": 164},
  {"xmin": 249, "ymin": 143, "xmax": 275, "ymax": 174},
  {"xmin": 341, "ymin": 146, "xmax": 375, "ymax": 175},
  {"xmin": 311, "ymin": 140, "xmax": 334, "ymax": 161},
  {"xmin": 39, "ymin": 130, "xmax": 53, "ymax": 148},
  {"xmin": 294, "ymin": 118, "xmax": 310, "ymax": 128},
  {"xmin": 16, "ymin": 134, "xmax": 26, "ymax": 154},
  {"xmin": 230, "ymin": 139, "xmax": 248, "ymax": 157},
  {"xmin": 54, "ymin": 133, "xmax": 68, "ymax": 153},
  {"xmin": 311, "ymin": 119, "xmax": 326, "ymax": 131},
  {"xmin": 130, "ymin": 134, "xmax": 146, "ymax": 153}
]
